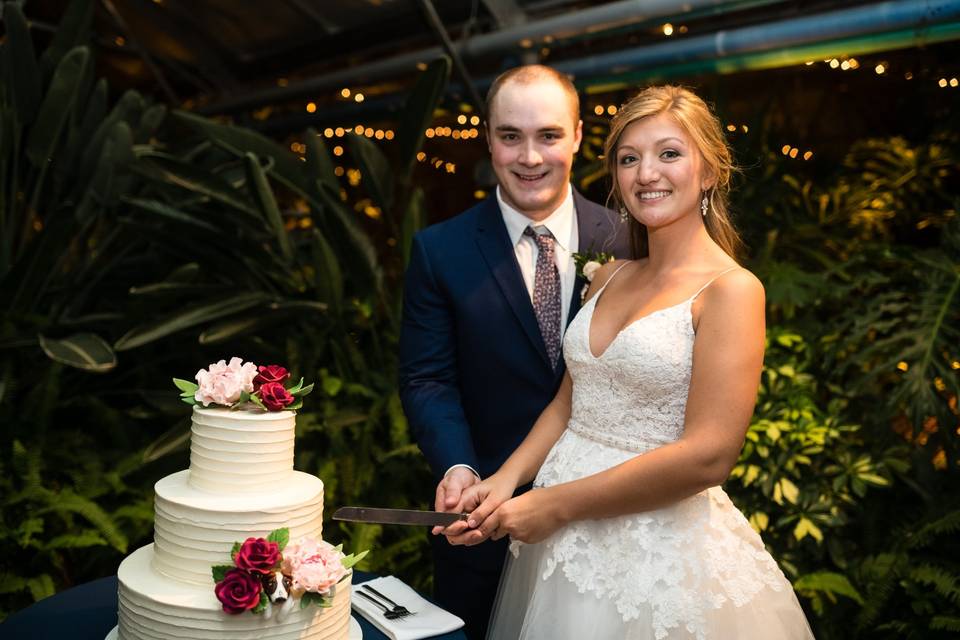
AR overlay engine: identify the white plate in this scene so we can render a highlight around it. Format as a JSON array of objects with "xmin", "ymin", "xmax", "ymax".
[{"xmin": 105, "ymin": 616, "xmax": 361, "ymax": 639}]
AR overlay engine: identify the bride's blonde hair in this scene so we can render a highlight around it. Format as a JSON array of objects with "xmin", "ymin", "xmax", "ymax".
[{"xmin": 604, "ymin": 85, "xmax": 742, "ymax": 258}]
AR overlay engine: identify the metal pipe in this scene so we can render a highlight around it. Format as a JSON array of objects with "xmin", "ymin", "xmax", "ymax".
[
  {"xmin": 548, "ymin": 0, "xmax": 960, "ymax": 84},
  {"xmin": 250, "ymin": 0, "xmax": 960, "ymax": 134},
  {"xmin": 198, "ymin": 0, "xmax": 773, "ymax": 114}
]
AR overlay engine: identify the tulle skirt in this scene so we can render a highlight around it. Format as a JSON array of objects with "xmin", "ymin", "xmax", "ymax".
[{"xmin": 485, "ymin": 431, "xmax": 815, "ymax": 640}]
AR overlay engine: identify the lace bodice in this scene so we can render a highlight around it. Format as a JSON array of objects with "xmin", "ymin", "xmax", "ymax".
[{"xmin": 562, "ymin": 277, "xmax": 698, "ymax": 454}]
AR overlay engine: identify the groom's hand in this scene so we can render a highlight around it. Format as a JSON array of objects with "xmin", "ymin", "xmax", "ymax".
[{"xmin": 432, "ymin": 467, "xmax": 479, "ymax": 536}]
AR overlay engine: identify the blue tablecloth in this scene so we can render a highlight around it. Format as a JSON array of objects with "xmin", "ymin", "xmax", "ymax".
[{"xmin": 1, "ymin": 571, "xmax": 466, "ymax": 640}]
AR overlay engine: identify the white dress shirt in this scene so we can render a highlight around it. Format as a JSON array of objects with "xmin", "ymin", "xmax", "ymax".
[
  {"xmin": 444, "ymin": 186, "xmax": 579, "ymax": 482},
  {"xmin": 497, "ymin": 185, "xmax": 579, "ymax": 332}
]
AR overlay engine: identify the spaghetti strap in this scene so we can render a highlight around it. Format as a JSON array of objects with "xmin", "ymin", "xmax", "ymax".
[
  {"xmin": 591, "ymin": 261, "xmax": 632, "ymax": 301},
  {"xmin": 690, "ymin": 266, "xmax": 740, "ymax": 301}
]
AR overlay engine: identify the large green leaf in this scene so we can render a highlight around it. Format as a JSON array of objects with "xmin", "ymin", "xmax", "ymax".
[
  {"xmin": 401, "ymin": 187, "xmax": 427, "ymax": 268},
  {"xmin": 304, "ymin": 128, "xmax": 339, "ymax": 194},
  {"xmin": 74, "ymin": 90, "xmax": 143, "ymax": 195},
  {"xmin": 170, "ymin": 110, "xmax": 310, "ymax": 194},
  {"xmin": 38, "ymin": 0, "xmax": 94, "ymax": 82},
  {"xmin": 396, "ymin": 56, "xmax": 451, "ymax": 182},
  {"xmin": 121, "ymin": 197, "xmax": 220, "ymax": 233},
  {"xmin": 133, "ymin": 153, "xmax": 259, "ymax": 217},
  {"xmin": 87, "ymin": 121, "xmax": 135, "ymax": 214},
  {"xmin": 36, "ymin": 490, "xmax": 128, "ymax": 552},
  {"xmin": 311, "ymin": 228, "xmax": 343, "ymax": 313},
  {"xmin": 2, "ymin": 3, "xmax": 42, "ymax": 126},
  {"xmin": 244, "ymin": 152, "xmax": 293, "ymax": 263},
  {"xmin": 37, "ymin": 333, "xmax": 116, "ymax": 372},
  {"xmin": 347, "ymin": 135, "xmax": 394, "ymax": 212},
  {"xmin": 114, "ymin": 292, "xmax": 271, "ymax": 350},
  {"xmin": 25, "ymin": 46, "xmax": 89, "ymax": 168},
  {"xmin": 313, "ymin": 184, "xmax": 382, "ymax": 297}
]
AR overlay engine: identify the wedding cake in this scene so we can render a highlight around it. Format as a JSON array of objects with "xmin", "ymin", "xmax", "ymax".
[{"xmin": 106, "ymin": 359, "xmax": 361, "ymax": 640}]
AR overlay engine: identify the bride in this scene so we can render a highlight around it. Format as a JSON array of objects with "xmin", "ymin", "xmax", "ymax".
[{"xmin": 439, "ymin": 86, "xmax": 815, "ymax": 639}]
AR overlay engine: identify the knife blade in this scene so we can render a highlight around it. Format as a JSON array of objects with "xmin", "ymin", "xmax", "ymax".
[{"xmin": 333, "ymin": 506, "xmax": 468, "ymax": 527}]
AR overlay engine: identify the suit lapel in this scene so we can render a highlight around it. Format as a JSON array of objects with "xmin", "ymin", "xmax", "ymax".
[
  {"xmin": 568, "ymin": 190, "xmax": 604, "ymax": 324},
  {"xmin": 475, "ymin": 199, "xmax": 552, "ymax": 368}
]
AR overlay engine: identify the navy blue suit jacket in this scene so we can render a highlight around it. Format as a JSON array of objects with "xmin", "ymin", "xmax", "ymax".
[{"xmin": 399, "ymin": 190, "xmax": 632, "ymax": 481}]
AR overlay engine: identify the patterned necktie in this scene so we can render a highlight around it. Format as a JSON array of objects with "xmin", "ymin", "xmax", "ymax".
[{"xmin": 524, "ymin": 226, "xmax": 562, "ymax": 369}]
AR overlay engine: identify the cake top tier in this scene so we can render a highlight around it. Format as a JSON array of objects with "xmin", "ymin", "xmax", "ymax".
[{"xmin": 188, "ymin": 406, "xmax": 297, "ymax": 493}]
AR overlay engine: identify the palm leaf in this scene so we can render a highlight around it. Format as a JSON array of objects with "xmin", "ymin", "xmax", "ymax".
[
  {"xmin": 25, "ymin": 46, "xmax": 89, "ymax": 168},
  {"xmin": 114, "ymin": 292, "xmax": 271, "ymax": 350},
  {"xmin": 37, "ymin": 333, "xmax": 116, "ymax": 372},
  {"xmin": 2, "ymin": 3, "xmax": 42, "ymax": 126}
]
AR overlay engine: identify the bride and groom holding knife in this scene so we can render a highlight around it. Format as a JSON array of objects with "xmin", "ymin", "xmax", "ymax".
[{"xmin": 345, "ymin": 64, "xmax": 815, "ymax": 639}]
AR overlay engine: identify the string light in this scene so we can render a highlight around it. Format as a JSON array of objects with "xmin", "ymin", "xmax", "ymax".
[
  {"xmin": 803, "ymin": 151, "xmax": 813, "ymax": 160},
  {"xmin": 727, "ymin": 124, "xmax": 736, "ymax": 132},
  {"xmin": 364, "ymin": 127, "xmax": 374, "ymax": 137},
  {"xmin": 323, "ymin": 128, "xmax": 333, "ymax": 138},
  {"xmin": 662, "ymin": 23, "xmax": 674, "ymax": 36},
  {"xmin": 939, "ymin": 78, "xmax": 948, "ymax": 87},
  {"xmin": 115, "ymin": 36, "xmax": 126, "ymax": 46},
  {"xmin": 426, "ymin": 128, "xmax": 435, "ymax": 138},
  {"xmin": 789, "ymin": 148, "xmax": 798, "ymax": 159},
  {"xmin": 840, "ymin": 60, "xmax": 850, "ymax": 70},
  {"xmin": 875, "ymin": 64, "xmax": 886, "ymax": 74},
  {"xmin": 334, "ymin": 166, "xmax": 345, "ymax": 176},
  {"xmin": 457, "ymin": 115, "xmax": 467, "ymax": 124},
  {"xmin": 306, "ymin": 102, "xmax": 317, "ymax": 113},
  {"xmin": 341, "ymin": 88, "xmax": 351, "ymax": 98},
  {"xmin": 951, "ymin": 78, "xmax": 959, "ymax": 87},
  {"xmin": 781, "ymin": 145, "xmax": 791, "ymax": 155},
  {"xmin": 333, "ymin": 145, "xmax": 344, "ymax": 156},
  {"xmin": 829, "ymin": 59, "xmax": 840, "ymax": 69},
  {"xmin": 355, "ymin": 93, "xmax": 365, "ymax": 103},
  {"xmin": 470, "ymin": 115, "xmax": 480, "ymax": 126},
  {"xmin": 354, "ymin": 125, "xmax": 364, "ymax": 135},
  {"xmin": 335, "ymin": 127, "xmax": 345, "ymax": 137},
  {"xmin": 416, "ymin": 152, "xmax": 426, "ymax": 162},
  {"xmin": 905, "ymin": 72, "xmax": 913, "ymax": 80},
  {"xmin": 474, "ymin": 190, "xmax": 487, "ymax": 199},
  {"xmin": 375, "ymin": 130, "xmax": 384, "ymax": 140},
  {"xmin": 594, "ymin": 105, "xmax": 604, "ymax": 116},
  {"xmin": 385, "ymin": 130, "xmax": 395, "ymax": 140},
  {"xmin": 607, "ymin": 105, "xmax": 618, "ymax": 115},
  {"xmin": 741, "ymin": 125, "xmax": 749, "ymax": 133}
]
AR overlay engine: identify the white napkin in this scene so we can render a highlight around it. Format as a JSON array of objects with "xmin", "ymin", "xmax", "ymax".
[{"xmin": 351, "ymin": 575, "xmax": 465, "ymax": 640}]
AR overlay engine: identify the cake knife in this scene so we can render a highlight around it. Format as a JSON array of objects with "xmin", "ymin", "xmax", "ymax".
[{"xmin": 333, "ymin": 506, "xmax": 468, "ymax": 527}]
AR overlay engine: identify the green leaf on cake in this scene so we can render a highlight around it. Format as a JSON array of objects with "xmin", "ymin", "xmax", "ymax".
[
  {"xmin": 267, "ymin": 528, "xmax": 289, "ymax": 550},
  {"xmin": 286, "ymin": 399, "xmax": 303, "ymax": 411},
  {"xmin": 252, "ymin": 590, "xmax": 269, "ymax": 614},
  {"xmin": 249, "ymin": 394, "xmax": 267, "ymax": 411},
  {"xmin": 300, "ymin": 590, "xmax": 324, "ymax": 609},
  {"xmin": 173, "ymin": 378, "xmax": 198, "ymax": 393},
  {"xmin": 180, "ymin": 396, "xmax": 197, "ymax": 406},
  {"xmin": 341, "ymin": 549, "xmax": 369, "ymax": 570},
  {"xmin": 230, "ymin": 541, "xmax": 241, "ymax": 561},
  {"xmin": 292, "ymin": 383, "xmax": 314, "ymax": 398},
  {"xmin": 237, "ymin": 390, "xmax": 250, "ymax": 405},
  {"xmin": 287, "ymin": 377, "xmax": 304, "ymax": 394},
  {"xmin": 211, "ymin": 565, "xmax": 234, "ymax": 582}
]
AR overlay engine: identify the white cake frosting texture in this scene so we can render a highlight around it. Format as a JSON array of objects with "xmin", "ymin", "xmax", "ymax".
[{"xmin": 113, "ymin": 406, "xmax": 351, "ymax": 640}]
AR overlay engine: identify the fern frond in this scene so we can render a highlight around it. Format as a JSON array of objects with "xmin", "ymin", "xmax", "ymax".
[
  {"xmin": 36, "ymin": 490, "xmax": 128, "ymax": 552},
  {"xmin": 930, "ymin": 616, "xmax": 960, "ymax": 633},
  {"xmin": 910, "ymin": 564, "xmax": 960, "ymax": 605},
  {"xmin": 43, "ymin": 531, "xmax": 108, "ymax": 549},
  {"xmin": 908, "ymin": 510, "xmax": 960, "ymax": 550}
]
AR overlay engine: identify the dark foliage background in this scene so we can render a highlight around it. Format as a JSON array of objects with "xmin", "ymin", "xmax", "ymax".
[{"xmin": 1, "ymin": 3, "xmax": 957, "ymax": 637}]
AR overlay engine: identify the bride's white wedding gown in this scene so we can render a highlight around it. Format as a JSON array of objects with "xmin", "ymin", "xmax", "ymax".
[{"xmin": 486, "ymin": 268, "xmax": 815, "ymax": 639}]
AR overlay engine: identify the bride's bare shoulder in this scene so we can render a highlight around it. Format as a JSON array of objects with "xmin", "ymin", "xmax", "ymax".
[{"xmin": 584, "ymin": 258, "xmax": 645, "ymax": 302}]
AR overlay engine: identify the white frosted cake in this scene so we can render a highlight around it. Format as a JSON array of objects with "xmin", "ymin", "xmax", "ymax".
[{"xmin": 109, "ymin": 406, "xmax": 354, "ymax": 640}]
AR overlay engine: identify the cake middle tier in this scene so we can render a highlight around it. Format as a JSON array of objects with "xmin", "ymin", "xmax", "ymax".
[
  {"xmin": 189, "ymin": 407, "xmax": 296, "ymax": 493},
  {"xmin": 153, "ymin": 470, "xmax": 324, "ymax": 586}
]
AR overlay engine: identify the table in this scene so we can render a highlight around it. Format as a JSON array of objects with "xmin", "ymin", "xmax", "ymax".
[{"xmin": 1, "ymin": 571, "xmax": 466, "ymax": 640}]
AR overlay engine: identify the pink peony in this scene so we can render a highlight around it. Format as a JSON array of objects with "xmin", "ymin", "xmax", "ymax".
[
  {"xmin": 195, "ymin": 357, "xmax": 258, "ymax": 407},
  {"xmin": 281, "ymin": 537, "xmax": 347, "ymax": 594}
]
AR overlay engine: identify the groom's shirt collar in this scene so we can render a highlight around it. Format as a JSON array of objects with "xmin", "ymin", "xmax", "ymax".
[{"xmin": 497, "ymin": 184, "xmax": 575, "ymax": 251}]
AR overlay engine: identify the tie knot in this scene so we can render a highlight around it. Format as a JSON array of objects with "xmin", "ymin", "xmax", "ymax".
[{"xmin": 524, "ymin": 226, "xmax": 555, "ymax": 249}]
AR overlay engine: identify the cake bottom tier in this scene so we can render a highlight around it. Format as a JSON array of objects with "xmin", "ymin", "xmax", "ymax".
[{"xmin": 118, "ymin": 545, "xmax": 352, "ymax": 640}]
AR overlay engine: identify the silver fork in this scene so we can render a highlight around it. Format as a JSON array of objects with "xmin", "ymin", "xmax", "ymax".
[
  {"xmin": 361, "ymin": 584, "xmax": 415, "ymax": 617},
  {"xmin": 356, "ymin": 591, "xmax": 406, "ymax": 621}
]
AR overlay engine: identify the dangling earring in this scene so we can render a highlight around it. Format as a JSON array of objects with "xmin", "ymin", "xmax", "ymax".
[
  {"xmin": 619, "ymin": 206, "xmax": 629, "ymax": 222},
  {"xmin": 700, "ymin": 196, "xmax": 709, "ymax": 217}
]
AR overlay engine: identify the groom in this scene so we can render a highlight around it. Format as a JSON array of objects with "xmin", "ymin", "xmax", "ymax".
[{"xmin": 399, "ymin": 65, "xmax": 631, "ymax": 639}]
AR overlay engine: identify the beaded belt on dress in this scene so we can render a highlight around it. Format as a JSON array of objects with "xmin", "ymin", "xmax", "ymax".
[{"xmin": 566, "ymin": 420, "xmax": 660, "ymax": 454}]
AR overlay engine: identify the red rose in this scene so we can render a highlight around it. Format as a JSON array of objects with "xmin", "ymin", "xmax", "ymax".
[
  {"xmin": 235, "ymin": 537, "xmax": 281, "ymax": 574},
  {"xmin": 253, "ymin": 365, "xmax": 290, "ymax": 391},
  {"xmin": 214, "ymin": 569, "xmax": 261, "ymax": 614},
  {"xmin": 259, "ymin": 381, "xmax": 294, "ymax": 411}
]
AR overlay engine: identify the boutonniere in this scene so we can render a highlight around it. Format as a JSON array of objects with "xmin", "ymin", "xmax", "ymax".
[{"xmin": 573, "ymin": 251, "xmax": 615, "ymax": 302}]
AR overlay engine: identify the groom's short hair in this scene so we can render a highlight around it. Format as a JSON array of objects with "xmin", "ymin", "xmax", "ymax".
[{"xmin": 485, "ymin": 65, "xmax": 580, "ymax": 126}]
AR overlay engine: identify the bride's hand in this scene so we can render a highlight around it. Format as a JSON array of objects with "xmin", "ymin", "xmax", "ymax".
[
  {"xmin": 442, "ymin": 474, "xmax": 516, "ymax": 545},
  {"xmin": 475, "ymin": 487, "xmax": 566, "ymax": 545}
]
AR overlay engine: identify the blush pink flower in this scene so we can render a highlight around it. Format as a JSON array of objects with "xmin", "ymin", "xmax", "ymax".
[
  {"xmin": 194, "ymin": 357, "xmax": 258, "ymax": 407},
  {"xmin": 281, "ymin": 537, "xmax": 347, "ymax": 595}
]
